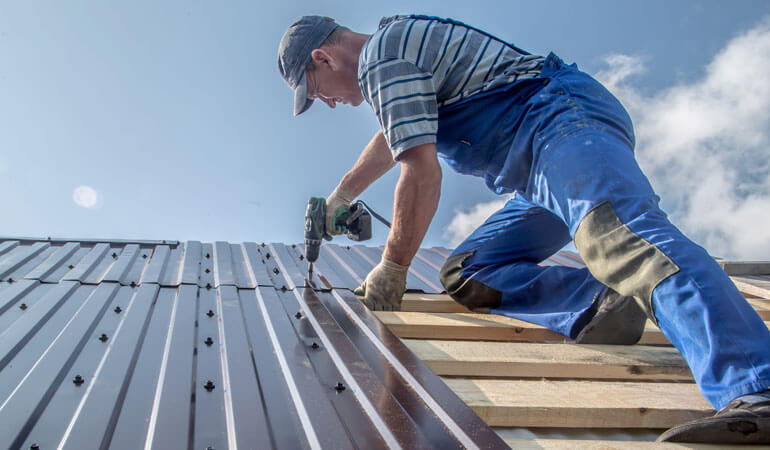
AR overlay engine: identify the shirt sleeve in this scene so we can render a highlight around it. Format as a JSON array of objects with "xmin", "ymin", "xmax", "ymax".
[{"xmin": 359, "ymin": 58, "xmax": 438, "ymax": 160}]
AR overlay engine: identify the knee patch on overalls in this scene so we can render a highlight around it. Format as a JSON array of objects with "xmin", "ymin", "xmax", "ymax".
[
  {"xmin": 574, "ymin": 201, "xmax": 679, "ymax": 325},
  {"xmin": 439, "ymin": 252, "xmax": 502, "ymax": 312}
]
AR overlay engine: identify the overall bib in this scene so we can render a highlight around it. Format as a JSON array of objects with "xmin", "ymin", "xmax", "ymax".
[{"xmin": 435, "ymin": 52, "xmax": 770, "ymax": 409}]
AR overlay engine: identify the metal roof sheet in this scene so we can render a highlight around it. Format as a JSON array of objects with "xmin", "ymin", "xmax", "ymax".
[{"xmin": 1, "ymin": 237, "xmax": 532, "ymax": 449}]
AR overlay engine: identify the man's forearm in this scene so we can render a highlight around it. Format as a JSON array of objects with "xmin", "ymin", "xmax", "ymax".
[
  {"xmin": 335, "ymin": 131, "xmax": 396, "ymax": 199},
  {"xmin": 383, "ymin": 144, "xmax": 442, "ymax": 266}
]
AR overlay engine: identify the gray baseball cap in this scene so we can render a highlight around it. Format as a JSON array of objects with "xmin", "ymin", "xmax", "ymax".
[{"xmin": 278, "ymin": 16, "xmax": 340, "ymax": 116}]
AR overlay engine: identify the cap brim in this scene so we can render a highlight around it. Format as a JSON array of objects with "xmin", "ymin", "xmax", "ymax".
[{"xmin": 293, "ymin": 72, "xmax": 314, "ymax": 116}]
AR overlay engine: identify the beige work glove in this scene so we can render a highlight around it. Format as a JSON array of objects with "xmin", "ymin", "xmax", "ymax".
[
  {"xmin": 326, "ymin": 186, "xmax": 354, "ymax": 236},
  {"xmin": 354, "ymin": 258, "xmax": 409, "ymax": 311}
]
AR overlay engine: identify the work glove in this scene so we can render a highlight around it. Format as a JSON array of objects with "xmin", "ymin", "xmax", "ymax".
[
  {"xmin": 353, "ymin": 258, "xmax": 409, "ymax": 311},
  {"xmin": 325, "ymin": 186, "xmax": 354, "ymax": 238}
]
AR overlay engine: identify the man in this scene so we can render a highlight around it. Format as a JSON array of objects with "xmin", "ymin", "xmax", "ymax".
[{"xmin": 278, "ymin": 15, "xmax": 770, "ymax": 443}]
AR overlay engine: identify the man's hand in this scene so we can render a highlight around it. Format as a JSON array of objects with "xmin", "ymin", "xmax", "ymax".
[
  {"xmin": 325, "ymin": 186, "xmax": 353, "ymax": 237},
  {"xmin": 354, "ymin": 258, "xmax": 409, "ymax": 310}
]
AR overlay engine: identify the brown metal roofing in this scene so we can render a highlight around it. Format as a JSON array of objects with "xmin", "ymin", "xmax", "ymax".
[{"xmin": 0, "ymin": 237, "xmax": 529, "ymax": 449}]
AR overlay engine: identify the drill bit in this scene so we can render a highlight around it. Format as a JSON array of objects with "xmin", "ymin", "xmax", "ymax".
[{"xmin": 308, "ymin": 262, "xmax": 314, "ymax": 278}]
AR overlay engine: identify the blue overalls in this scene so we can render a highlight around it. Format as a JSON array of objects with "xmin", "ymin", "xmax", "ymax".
[{"xmin": 436, "ymin": 51, "xmax": 770, "ymax": 410}]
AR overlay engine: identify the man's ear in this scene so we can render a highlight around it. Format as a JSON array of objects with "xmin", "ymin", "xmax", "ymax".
[{"xmin": 310, "ymin": 47, "xmax": 340, "ymax": 71}]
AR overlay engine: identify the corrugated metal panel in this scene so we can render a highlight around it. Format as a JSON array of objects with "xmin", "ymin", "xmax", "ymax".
[
  {"xmin": 0, "ymin": 239, "xmax": 584, "ymax": 293},
  {"xmin": 0, "ymin": 237, "xmax": 516, "ymax": 449}
]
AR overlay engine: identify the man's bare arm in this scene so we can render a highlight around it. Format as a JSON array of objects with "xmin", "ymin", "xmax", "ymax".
[
  {"xmin": 334, "ymin": 131, "xmax": 396, "ymax": 198},
  {"xmin": 383, "ymin": 143, "xmax": 442, "ymax": 266}
]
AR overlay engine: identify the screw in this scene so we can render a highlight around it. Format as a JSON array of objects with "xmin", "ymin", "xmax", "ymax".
[
  {"xmin": 99, "ymin": 333, "xmax": 108, "ymax": 342},
  {"xmin": 205, "ymin": 253, "xmax": 210, "ymax": 259},
  {"xmin": 206, "ymin": 283, "xmax": 212, "ymax": 290},
  {"xmin": 265, "ymin": 253, "xmax": 270, "ymax": 259},
  {"xmin": 73, "ymin": 375, "xmax": 85, "ymax": 386},
  {"xmin": 206, "ymin": 447, "xmax": 213, "ymax": 450},
  {"xmin": 291, "ymin": 244, "xmax": 296, "ymax": 248},
  {"xmin": 261, "ymin": 243, "xmax": 265, "ymax": 247},
  {"xmin": 295, "ymin": 311, "xmax": 302, "ymax": 319},
  {"xmin": 311, "ymin": 342, "xmax": 319, "ymax": 350},
  {"xmin": 114, "ymin": 306, "xmax": 122, "ymax": 313},
  {"xmin": 281, "ymin": 286, "xmax": 287, "ymax": 292},
  {"xmin": 7, "ymin": 278, "xmax": 13, "ymax": 283},
  {"xmin": 206, "ymin": 309, "xmax": 215, "ymax": 318},
  {"xmin": 299, "ymin": 255, "xmax": 304, "ymax": 260},
  {"xmin": 204, "ymin": 337, "xmax": 214, "ymax": 346},
  {"xmin": 142, "ymin": 254, "xmax": 147, "ymax": 259},
  {"xmin": 31, "ymin": 444, "xmax": 40, "ymax": 450},
  {"xmin": 205, "ymin": 268, "xmax": 210, "ymax": 274},
  {"xmin": 129, "ymin": 281, "xmax": 136, "ymax": 288},
  {"xmin": 20, "ymin": 303, "xmax": 27, "ymax": 310},
  {"xmin": 346, "ymin": 246, "xmax": 350, "ymax": 250},
  {"xmin": 334, "ymin": 382, "xmax": 346, "ymax": 392},
  {"xmin": 68, "ymin": 264, "xmax": 75, "ymax": 269},
  {"xmin": 112, "ymin": 252, "xmax": 117, "ymax": 259},
  {"xmin": 203, "ymin": 380, "xmax": 215, "ymax": 392},
  {"xmin": 273, "ymin": 268, "xmax": 280, "ymax": 275}
]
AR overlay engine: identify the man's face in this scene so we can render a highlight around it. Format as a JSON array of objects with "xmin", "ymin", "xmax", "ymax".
[{"xmin": 306, "ymin": 50, "xmax": 364, "ymax": 109}]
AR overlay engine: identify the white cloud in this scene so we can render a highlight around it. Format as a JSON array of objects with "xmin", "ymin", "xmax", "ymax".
[
  {"xmin": 595, "ymin": 19, "xmax": 770, "ymax": 259},
  {"xmin": 444, "ymin": 18, "xmax": 770, "ymax": 259},
  {"xmin": 72, "ymin": 185, "xmax": 101, "ymax": 209},
  {"xmin": 443, "ymin": 197, "xmax": 510, "ymax": 247}
]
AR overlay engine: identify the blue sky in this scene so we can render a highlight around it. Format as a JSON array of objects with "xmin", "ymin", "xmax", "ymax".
[{"xmin": 1, "ymin": 1, "xmax": 769, "ymax": 258}]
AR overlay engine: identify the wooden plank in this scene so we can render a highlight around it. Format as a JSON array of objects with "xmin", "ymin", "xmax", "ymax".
[
  {"xmin": 404, "ymin": 340, "xmax": 691, "ymax": 381},
  {"xmin": 400, "ymin": 292, "xmax": 470, "ymax": 313},
  {"xmin": 732, "ymin": 275, "xmax": 770, "ymax": 299},
  {"xmin": 501, "ymin": 438, "xmax": 748, "ymax": 449},
  {"xmin": 444, "ymin": 378, "xmax": 713, "ymax": 428},
  {"xmin": 719, "ymin": 260, "xmax": 770, "ymax": 276},
  {"xmin": 748, "ymin": 298, "xmax": 770, "ymax": 320},
  {"xmin": 376, "ymin": 311, "xmax": 672, "ymax": 346}
]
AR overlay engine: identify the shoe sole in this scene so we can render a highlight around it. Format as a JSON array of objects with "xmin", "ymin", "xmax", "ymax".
[{"xmin": 658, "ymin": 415, "xmax": 770, "ymax": 444}]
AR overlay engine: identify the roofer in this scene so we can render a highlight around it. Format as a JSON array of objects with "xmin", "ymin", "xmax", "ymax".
[{"xmin": 278, "ymin": 15, "xmax": 770, "ymax": 444}]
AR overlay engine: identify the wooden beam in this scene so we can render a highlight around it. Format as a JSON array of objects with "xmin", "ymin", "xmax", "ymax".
[
  {"xmin": 732, "ymin": 275, "xmax": 770, "ymax": 299},
  {"xmin": 719, "ymin": 260, "xmax": 770, "ymax": 276},
  {"xmin": 404, "ymin": 340, "xmax": 691, "ymax": 381},
  {"xmin": 748, "ymin": 298, "xmax": 770, "ymax": 320},
  {"xmin": 376, "ymin": 311, "xmax": 672, "ymax": 345},
  {"xmin": 501, "ymin": 438, "xmax": 746, "ymax": 449},
  {"xmin": 444, "ymin": 378, "xmax": 713, "ymax": 428},
  {"xmin": 400, "ymin": 292, "xmax": 470, "ymax": 313}
]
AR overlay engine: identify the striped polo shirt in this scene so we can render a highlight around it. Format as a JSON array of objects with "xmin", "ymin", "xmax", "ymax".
[{"xmin": 358, "ymin": 15, "xmax": 544, "ymax": 159}]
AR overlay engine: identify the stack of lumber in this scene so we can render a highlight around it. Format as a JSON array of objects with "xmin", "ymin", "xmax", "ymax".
[{"xmin": 373, "ymin": 261, "xmax": 770, "ymax": 448}]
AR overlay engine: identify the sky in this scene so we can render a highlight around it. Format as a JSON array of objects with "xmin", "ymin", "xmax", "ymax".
[{"xmin": 1, "ymin": 1, "xmax": 769, "ymax": 259}]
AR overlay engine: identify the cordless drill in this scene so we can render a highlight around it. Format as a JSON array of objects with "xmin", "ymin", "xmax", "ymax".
[{"xmin": 304, "ymin": 197, "xmax": 373, "ymax": 276}]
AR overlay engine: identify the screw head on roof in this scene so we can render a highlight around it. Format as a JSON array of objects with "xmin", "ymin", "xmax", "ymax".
[
  {"xmin": 99, "ymin": 333, "xmax": 108, "ymax": 342},
  {"xmin": 261, "ymin": 243, "xmax": 265, "ymax": 247},
  {"xmin": 291, "ymin": 244, "xmax": 296, "ymax": 248},
  {"xmin": 311, "ymin": 342, "xmax": 319, "ymax": 350},
  {"xmin": 129, "ymin": 281, "xmax": 136, "ymax": 288},
  {"xmin": 334, "ymin": 382, "xmax": 346, "ymax": 392},
  {"xmin": 142, "ymin": 254, "xmax": 147, "ymax": 259},
  {"xmin": 204, "ymin": 337, "xmax": 214, "ymax": 347},
  {"xmin": 73, "ymin": 375, "xmax": 85, "ymax": 386},
  {"xmin": 30, "ymin": 444, "xmax": 40, "ymax": 450},
  {"xmin": 205, "ymin": 268, "xmax": 210, "ymax": 274},
  {"xmin": 68, "ymin": 264, "xmax": 75, "ymax": 269},
  {"xmin": 206, "ymin": 283, "xmax": 212, "ymax": 290},
  {"xmin": 281, "ymin": 286, "xmax": 287, "ymax": 292},
  {"xmin": 295, "ymin": 311, "xmax": 302, "ymax": 319},
  {"xmin": 205, "ymin": 253, "xmax": 210, "ymax": 259},
  {"xmin": 273, "ymin": 267, "xmax": 280, "ymax": 275},
  {"xmin": 114, "ymin": 306, "xmax": 122, "ymax": 314},
  {"xmin": 206, "ymin": 309, "xmax": 215, "ymax": 318},
  {"xmin": 20, "ymin": 303, "xmax": 27, "ymax": 310},
  {"xmin": 203, "ymin": 380, "xmax": 215, "ymax": 392},
  {"xmin": 299, "ymin": 254, "xmax": 304, "ymax": 260},
  {"xmin": 112, "ymin": 252, "xmax": 117, "ymax": 259},
  {"xmin": 265, "ymin": 253, "xmax": 270, "ymax": 259}
]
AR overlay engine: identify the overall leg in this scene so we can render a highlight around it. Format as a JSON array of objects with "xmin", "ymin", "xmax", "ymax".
[
  {"xmin": 440, "ymin": 195, "xmax": 609, "ymax": 338},
  {"xmin": 527, "ymin": 57, "xmax": 770, "ymax": 412}
]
